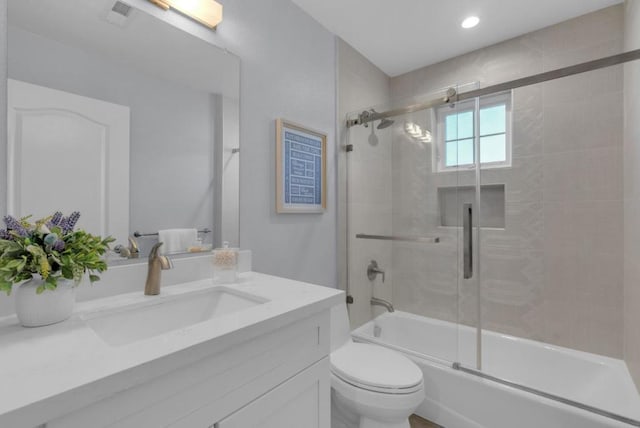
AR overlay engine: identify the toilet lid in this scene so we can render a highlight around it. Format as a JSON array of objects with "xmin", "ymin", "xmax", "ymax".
[{"xmin": 330, "ymin": 343, "xmax": 423, "ymax": 394}]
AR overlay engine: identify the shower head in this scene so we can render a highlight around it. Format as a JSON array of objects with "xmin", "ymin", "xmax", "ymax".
[{"xmin": 377, "ymin": 118, "xmax": 395, "ymax": 129}]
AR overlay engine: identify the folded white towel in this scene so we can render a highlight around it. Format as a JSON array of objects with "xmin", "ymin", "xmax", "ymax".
[{"xmin": 158, "ymin": 228, "xmax": 198, "ymax": 255}]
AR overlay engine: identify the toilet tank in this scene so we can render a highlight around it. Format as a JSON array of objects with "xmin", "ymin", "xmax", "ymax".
[{"xmin": 330, "ymin": 302, "xmax": 353, "ymax": 352}]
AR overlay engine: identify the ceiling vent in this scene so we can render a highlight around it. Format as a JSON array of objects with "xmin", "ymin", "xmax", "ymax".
[
  {"xmin": 105, "ymin": 1, "xmax": 134, "ymax": 27},
  {"xmin": 111, "ymin": 1, "xmax": 132, "ymax": 17}
]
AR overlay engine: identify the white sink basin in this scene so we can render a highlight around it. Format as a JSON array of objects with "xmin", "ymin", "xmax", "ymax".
[{"xmin": 83, "ymin": 287, "xmax": 268, "ymax": 346}]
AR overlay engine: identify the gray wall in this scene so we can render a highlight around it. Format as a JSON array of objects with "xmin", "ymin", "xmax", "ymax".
[
  {"xmin": 8, "ymin": 25, "xmax": 216, "ymax": 246},
  {"xmin": 225, "ymin": 0, "xmax": 337, "ymax": 287},
  {"xmin": 624, "ymin": 0, "xmax": 640, "ymax": 392}
]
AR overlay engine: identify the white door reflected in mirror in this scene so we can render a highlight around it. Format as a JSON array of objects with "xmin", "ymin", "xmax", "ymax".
[{"xmin": 7, "ymin": 79, "xmax": 130, "ymax": 244}]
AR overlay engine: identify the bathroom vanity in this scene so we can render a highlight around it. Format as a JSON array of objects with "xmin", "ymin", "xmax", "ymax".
[{"xmin": 0, "ymin": 273, "xmax": 342, "ymax": 428}]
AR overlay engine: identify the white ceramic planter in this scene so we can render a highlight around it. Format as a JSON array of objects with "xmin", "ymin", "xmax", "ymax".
[{"xmin": 14, "ymin": 277, "xmax": 76, "ymax": 327}]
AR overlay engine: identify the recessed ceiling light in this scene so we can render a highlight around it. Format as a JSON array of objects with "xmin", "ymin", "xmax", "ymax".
[{"xmin": 461, "ymin": 16, "xmax": 480, "ymax": 29}]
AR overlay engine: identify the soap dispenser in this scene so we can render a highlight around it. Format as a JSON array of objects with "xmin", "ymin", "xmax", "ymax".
[{"xmin": 212, "ymin": 241, "xmax": 238, "ymax": 283}]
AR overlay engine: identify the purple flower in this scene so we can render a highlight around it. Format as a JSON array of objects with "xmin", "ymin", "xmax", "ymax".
[
  {"xmin": 0, "ymin": 229, "xmax": 11, "ymax": 240},
  {"xmin": 3, "ymin": 215, "xmax": 28, "ymax": 237},
  {"xmin": 61, "ymin": 212, "xmax": 81, "ymax": 234},
  {"xmin": 52, "ymin": 240, "xmax": 65, "ymax": 252},
  {"xmin": 47, "ymin": 212, "xmax": 63, "ymax": 228}
]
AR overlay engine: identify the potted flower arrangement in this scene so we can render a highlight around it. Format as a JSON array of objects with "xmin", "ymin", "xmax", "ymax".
[{"xmin": 0, "ymin": 211, "xmax": 114, "ymax": 327}]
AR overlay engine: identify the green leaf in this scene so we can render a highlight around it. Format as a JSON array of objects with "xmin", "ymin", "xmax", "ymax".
[
  {"xmin": 0, "ymin": 279, "xmax": 12, "ymax": 295},
  {"xmin": 36, "ymin": 285, "xmax": 45, "ymax": 294},
  {"xmin": 61, "ymin": 268, "xmax": 73, "ymax": 279}
]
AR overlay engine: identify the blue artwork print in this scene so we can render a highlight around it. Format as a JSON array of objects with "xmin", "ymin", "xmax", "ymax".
[{"xmin": 283, "ymin": 127, "xmax": 323, "ymax": 209}]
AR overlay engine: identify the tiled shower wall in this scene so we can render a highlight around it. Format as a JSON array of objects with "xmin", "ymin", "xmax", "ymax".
[
  {"xmin": 623, "ymin": 0, "xmax": 640, "ymax": 391},
  {"xmin": 337, "ymin": 39, "xmax": 393, "ymax": 329},
  {"xmin": 390, "ymin": 5, "xmax": 624, "ymax": 357}
]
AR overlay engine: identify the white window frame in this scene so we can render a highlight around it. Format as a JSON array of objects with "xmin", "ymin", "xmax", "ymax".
[{"xmin": 434, "ymin": 91, "xmax": 512, "ymax": 172}]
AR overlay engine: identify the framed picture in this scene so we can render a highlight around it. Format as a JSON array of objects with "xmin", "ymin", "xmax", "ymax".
[{"xmin": 276, "ymin": 119, "xmax": 327, "ymax": 213}]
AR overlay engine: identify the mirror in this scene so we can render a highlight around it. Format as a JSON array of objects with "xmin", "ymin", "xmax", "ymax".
[{"xmin": 6, "ymin": 0, "xmax": 240, "ymax": 261}]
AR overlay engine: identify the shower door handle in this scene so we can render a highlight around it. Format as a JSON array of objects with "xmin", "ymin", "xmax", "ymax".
[{"xmin": 463, "ymin": 203, "xmax": 473, "ymax": 279}]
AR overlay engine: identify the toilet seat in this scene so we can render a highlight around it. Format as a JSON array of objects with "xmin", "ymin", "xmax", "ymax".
[{"xmin": 330, "ymin": 342, "xmax": 423, "ymax": 394}]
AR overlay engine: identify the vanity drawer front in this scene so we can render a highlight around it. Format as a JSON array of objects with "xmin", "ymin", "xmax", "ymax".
[
  {"xmin": 214, "ymin": 357, "xmax": 330, "ymax": 428},
  {"xmin": 47, "ymin": 310, "xmax": 329, "ymax": 428}
]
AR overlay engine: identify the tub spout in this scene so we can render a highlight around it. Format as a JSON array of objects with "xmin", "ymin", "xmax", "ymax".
[{"xmin": 371, "ymin": 297, "xmax": 394, "ymax": 313}]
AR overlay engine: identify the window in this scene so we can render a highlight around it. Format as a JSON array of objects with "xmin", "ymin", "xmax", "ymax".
[{"xmin": 435, "ymin": 92, "xmax": 511, "ymax": 171}]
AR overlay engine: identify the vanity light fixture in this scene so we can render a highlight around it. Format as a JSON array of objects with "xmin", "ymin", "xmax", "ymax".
[
  {"xmin": 148, "ymin": 0, "xmax": 223, "ymax": 29},
  {"xmin": 461, "ymin": 16, "xmax": 480, "ymax": 29}
]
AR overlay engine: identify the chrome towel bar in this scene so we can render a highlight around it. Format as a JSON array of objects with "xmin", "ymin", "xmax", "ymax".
[{"xmin": 133, "ymin": 228, "xmax": 212, "ymax": 238}]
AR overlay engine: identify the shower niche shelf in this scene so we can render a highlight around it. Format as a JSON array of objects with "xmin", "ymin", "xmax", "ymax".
[{"xmin": 438, "ymin": 184, "xmax": 505, "ymax": 228}]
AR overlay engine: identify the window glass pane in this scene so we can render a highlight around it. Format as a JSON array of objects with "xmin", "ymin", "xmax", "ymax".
[
  {"xmin": 445, "ymin": 114, "xmax": 458, "ymax": 141},
  {"xmin": 457, "ymin": 138, "xmax": 474, "ymax": 165},
  {"xmin": 445, "ymin": 138, "xmax": 475, "ymax": 167},
  {"xmin": 480, "ymin": 104, "xmax": 506, "ymax": 135},
  {"xmin": 445, "ymin": 140, "xmax": 458, "ymax": 167},
  {"xmin": 457, "ymin": 111, "xmax": 474, "ymax": 139},
  {"xmin": 445, "ymin": 110, "xmax": 474, "ymax": 141},
  {"xmin": 480, "ymin": 134, "xmax": 506, "ymax": 163}
]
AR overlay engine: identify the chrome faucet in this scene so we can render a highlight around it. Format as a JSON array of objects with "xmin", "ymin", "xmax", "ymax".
[
  {"xmin": 144, "ymin": 242, "xmax": 173, "ymax": 295},
  {"xmin": 371, "ymin": 297, "xmax": 394, "ymax": 313}
]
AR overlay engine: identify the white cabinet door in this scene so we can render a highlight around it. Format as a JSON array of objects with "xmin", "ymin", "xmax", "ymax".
[
  {"xmin": 216, "ymin": 358, "xmax": 330, "ymax": 428},
  {"xmin": 7, "ymin": 79, "xmax": 130, "ymax": 244}
]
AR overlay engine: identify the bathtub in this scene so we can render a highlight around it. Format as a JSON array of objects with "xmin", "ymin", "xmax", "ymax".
[{"xmin": 352, "ymin": 311, "xmax": 640, "ymax": 428}]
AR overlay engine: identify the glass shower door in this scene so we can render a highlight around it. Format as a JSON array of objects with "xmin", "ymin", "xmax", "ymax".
[
  {"xmin": 345, "ymin": 85, "xmax": 481, "ymax": 369},
  {"xmin": 434, "ymin": 91, "xmax": 483, "ymax": 371},
  {"xmin": 472, "ymin": 65, "xmax": 640, "ymax": 424}
]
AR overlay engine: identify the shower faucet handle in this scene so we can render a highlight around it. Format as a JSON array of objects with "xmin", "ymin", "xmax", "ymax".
[{"xmin": 367, "ymin": 260, "xmax": 385, "ymax": 283}]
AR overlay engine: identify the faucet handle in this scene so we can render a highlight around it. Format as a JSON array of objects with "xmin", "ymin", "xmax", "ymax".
[
  {"xmin": 128, "ymin": 236, "xmax": 139, "ymax": 257},
  {"xmin": 159, "ymin": 254, "xmax": 173, "ymax": 270},
  {"xmin": 367, "ymin": 260, "xmax": 385, "ymax": 283}
]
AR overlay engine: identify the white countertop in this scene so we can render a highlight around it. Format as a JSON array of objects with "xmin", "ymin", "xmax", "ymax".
[{"xmin": 0, "ymin": 272, "xmax": 343, "ymax": 427}]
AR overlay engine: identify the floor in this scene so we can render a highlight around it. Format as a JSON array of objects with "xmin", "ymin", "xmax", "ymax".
[{"xmin": 409, "ymin": 414, "xmax": 443, "ymax": 428}]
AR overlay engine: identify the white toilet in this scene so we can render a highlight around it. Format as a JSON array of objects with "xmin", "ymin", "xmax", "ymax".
[{"xmin": 330, "ymin": 304, "xmax": 425, "ymax": 428}]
